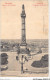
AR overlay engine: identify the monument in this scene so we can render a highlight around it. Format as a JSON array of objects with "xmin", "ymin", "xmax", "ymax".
[
  {"xmin": 20, "ymin": 4, "xmax": 30, "ymax": 54},
  {"xmin": 21, "ymin": 4, "xmax": 26, "ymax": 46}
]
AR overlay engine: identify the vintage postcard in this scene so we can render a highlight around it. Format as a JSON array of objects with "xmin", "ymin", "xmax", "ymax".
[{"xmin": 0, "ymin": 0, "xmax": 49, "ymax": 77}]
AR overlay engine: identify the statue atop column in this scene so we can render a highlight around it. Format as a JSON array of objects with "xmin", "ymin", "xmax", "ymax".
[{"xmin": 21, "ymin": 4, "xmax": 27, "ymax": 46}]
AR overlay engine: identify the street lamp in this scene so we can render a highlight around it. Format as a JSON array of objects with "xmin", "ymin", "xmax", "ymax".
[{"xmin": 16, "ymin": 50, "xmax": 29, "ymax": 73}]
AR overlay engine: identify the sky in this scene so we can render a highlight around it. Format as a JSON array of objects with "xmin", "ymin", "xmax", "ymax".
[{"xmin": 0, "ymin": 0, "xmax": 48, "ymax": 39}]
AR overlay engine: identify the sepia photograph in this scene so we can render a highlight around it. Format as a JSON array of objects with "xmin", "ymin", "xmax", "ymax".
[{"xmin": 0, "ymin": 0, "xmax": 48, "ymax": 77}]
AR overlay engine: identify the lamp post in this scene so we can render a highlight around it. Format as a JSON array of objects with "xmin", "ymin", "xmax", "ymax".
[
  {"xmin": 18, "ymin": 54, "xmax": 28, "ymax": 73},
  {"xmin": 19, "ymin": 55, "xmax": 25, "ymax": 73}
]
